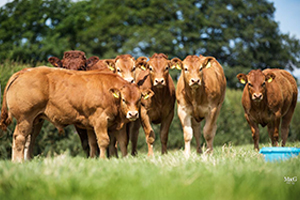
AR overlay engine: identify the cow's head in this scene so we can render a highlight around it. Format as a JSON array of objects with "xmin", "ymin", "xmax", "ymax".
[
  {"xmin": 107, "ymin": 54, "xmax": 137, "ymax": 83},
  {"xmin": 237, "ymin": 69, "xmax": 276, "ymax": 102},
  {"xmin": 110, "ymin": 85, "xmax": 154, "ymax": 121},
  {"xmin": 48, "ymin": 50, "xmax": 99, "ymax": 71},
  {"xmin": 137, "ymin": 53, "xmax": 172, "ymax": 88},
  {"xmin": 171, "ymin": 55, "xmax": 214, "ymax": 89}
]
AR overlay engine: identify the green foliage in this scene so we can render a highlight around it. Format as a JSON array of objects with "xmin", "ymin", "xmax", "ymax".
[
  {"xmin": 0, "ymin": 144, "xmax": 300, "ymax": 200},
  {"xmin": 0, "ymin": 0, "xmax": 300, "ymax": 87}
]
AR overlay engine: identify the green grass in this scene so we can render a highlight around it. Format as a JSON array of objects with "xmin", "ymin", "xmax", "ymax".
[{"xmin": 0, "ymin": 143, "xmax": 299, "ymax": 200}]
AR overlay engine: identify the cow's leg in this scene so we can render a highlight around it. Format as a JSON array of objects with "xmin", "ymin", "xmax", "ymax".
[
  {"xmin": 268, "ymin": 114, "xmax": 281, "ymax": 147},
  {"xmin": 75, "ymin": 126, "xmax": 90, "ymax": 157},
  {"xmin": 160, "ymin": 111, "xmax": 174, "ymax": 155},
  {"xmin": 114, "ymin": 126, "xmax": 128, "ymax": 157},
  {"xmin": 281, "ymin": 108, "xmax": 295, "ymax": 147},
  {"xmin": 178, "ymin": 104, "xmax": 193, "ymax": 156},
  {"xmin": 24, "ymin": 119, "xmax": 44, "ymax": 160},
  {"xmin": 87, "ymin": 130, "xmax": 99, "ymax": 158},
  {"xmin": 140, "ymin": 107, "xmax": 155, "ymax": 156},
  {"xmin": 108, "ymin": 131, "xmax": 118, "ymax": 158},
  {"xmin": 245, "ymin": 114, "xmax": 260, "ymax": 150},
  {"xmin": 94, "ymin": 123, "xmax": 110, "ymax": 159},
  {"xmin": 129, "ymin": 120, "xmax": 140, "ymax": 156},
  {"xmin": 192, "ymin": 119, "xmax": 202, "ymax": 154},
  {"xmin": 203, "ymin": 107, "xmax": 220, "ymax": 153},
  {"xmin": 12, "ymin": 120, "xmax": 32, "ymax": 162}
]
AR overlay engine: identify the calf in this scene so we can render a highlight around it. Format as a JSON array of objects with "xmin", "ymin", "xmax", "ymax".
[
  {"xmin": 0, "ymin": 67, "xmax": 151, "ymax": 162},
  {"xmin": 237, "ymin": 69, "xmax": 298, "ymax": 150},
  {"xmin": 136, "ymin": 53, "xmax": 176, "ymax": 156},
  {"xmin": 171, "ymin": 55, "xmax": 226, "ymax": 155}
]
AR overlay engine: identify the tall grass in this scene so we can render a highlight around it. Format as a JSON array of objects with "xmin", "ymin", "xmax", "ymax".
[{"xmin": 0, "ymin": 143, "xmax": 299, "ymax": 200}]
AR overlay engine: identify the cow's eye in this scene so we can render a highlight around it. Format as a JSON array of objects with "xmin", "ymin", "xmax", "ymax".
[
  {"xmin": 248, "ymin": 83, "xmax": 253, "ymax": 87},
  {"xmin": 165, "ymin": 66, "xmax": 169, "ymax": 70},
  {"xmin": 117, "ymin": 68, "xmax": 121, "ymax": 73},
  {"xmin": 132, "ymin": 67, "xmax": 136, "ymax": 72},
  {"xmin": 184, "ymin": 67, "xmax": 188, "ymax": 72},
  {"xmin": 122, "ymin": 99, "xmax": 126, "ymax": 103},
  {"xmin": 262, "ymin": 82, "xmax": 266, "ymax": 87},
  {"xmin": 149, "ymin": 66, "xmax": 153, "ymax": 71},
  {"xmin": 199, "ymin": 67, "xmax": 203, "ymax": 72}
]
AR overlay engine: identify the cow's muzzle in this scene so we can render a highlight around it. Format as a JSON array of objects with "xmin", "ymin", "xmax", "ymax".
[
  {"xmin": 124, "ymin": 77, "xmax": 135, "ymax": 83},
  {"xmin": 154, "ymin": 78, "xmax": 166, "ymax": 87},
  {"xmin": 189, "ymin": 78, "xmax": 201, "ymax": 88},
  {"xmin": 126, "ymin": 111, "xmax": 139, "ymax": 121},
  {"xmin": 252, "ymin": 93, "xmax": 263, "ymax": 101}
]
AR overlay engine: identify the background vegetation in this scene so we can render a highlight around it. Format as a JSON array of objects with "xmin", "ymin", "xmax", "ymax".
[{"xmin": 0, "ymin": 0, "xmax": 300, "ymax": 159}]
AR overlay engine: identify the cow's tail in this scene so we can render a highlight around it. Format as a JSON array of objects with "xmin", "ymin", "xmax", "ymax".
[{"xmin": 0, "ymin": 69, "xmax": 28, "ymax": 132}]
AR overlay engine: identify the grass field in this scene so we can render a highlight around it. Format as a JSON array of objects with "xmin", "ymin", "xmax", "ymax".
[{"xmin": 0, "ymin": 143, "xmax": 299, "ymax": 200}]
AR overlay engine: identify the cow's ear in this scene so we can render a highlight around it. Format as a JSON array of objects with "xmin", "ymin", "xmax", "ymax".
[
  {"xmin": 141, "ymin": 89, "xmax": 154, "ymax": 100},
  {"xmin": 105, "ymin": 59, "xmax": 115, "ymax": 71},
  {"xmin": 136, "ymin": 56, "xmax": 148, "ymax": 71},
  {"xmin": 237, "ymin": 73, "xmax": 248, "ymax": 85},
  {"xmin": 86, "ymin": 56, "xmax": 99, "ymax": 69},
  {"xmin": 170, "ymin": 58, "xmax": 182, "ymax": 70},
  {"xmin": 202, "ymin": 56, "xmax": 215, "ymax": 69},
  {"xmin": 48, "ymin": 57, "xmax": 62, "ymax": 68},
  {"xmin": 265, "ymin": 72, "xmax": 276, "ymax": 83},
  {"xmin": 109, "ymin": 88, "xmax": 121, "ymax": 99}
]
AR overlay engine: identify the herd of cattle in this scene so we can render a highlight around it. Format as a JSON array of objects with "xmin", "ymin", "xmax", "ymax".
[{"xmin": 0, "ymin": 50, "xmax": 298, "ymax": 162}]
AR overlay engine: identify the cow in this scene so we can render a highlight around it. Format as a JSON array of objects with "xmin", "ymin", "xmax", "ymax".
[
  {"xmin": 48, "ymin": 50, "xmax": 99, "ymax": 71},
  {"xmin": 171, "ymin": 55, "xmax": 226, "ymax": 156},
  {"xmin": 135, "ymin": 53, "xmax": 176, "ymax": 156},
  {"xmin": 0, "ymin": 67, "xmax": 152, "ymax": 162},
  {"xmin": 237, "ymin": 69, "xmax": 298, "ymax": 150}
]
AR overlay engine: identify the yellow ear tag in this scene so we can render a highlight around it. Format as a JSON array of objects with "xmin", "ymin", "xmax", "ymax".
[
  {"xmin": 176, "ymin": 64, "xmax": 181, "ymax": 70},
  {"xmin": 267, "ymin": 77, "xmax": 273, "ymax": 83},
  {"xmin": 141, "ymin": 65, "xmax": 146, "ymax": 71},
  {"xmin": 240, "ymin": 79, "xmax": 246, "ymax": 84},
  {"xmin": 206, "ymin": 61, "xmax": 211, "ymax": 69},
  {"xmin": 112, "ymin": 92, "xmax": 119, "ymax": 98},
  {"xmin": 143, "ymin": 94, "xmax": 149, "ymax": 100},
  {"xmin": 108, "ymin": 65, "xmax": 114, "ymax": 71}
]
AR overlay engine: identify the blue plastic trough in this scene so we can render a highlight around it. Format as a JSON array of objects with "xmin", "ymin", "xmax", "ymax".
[{"xmin": 259, "ymin": 147, "xmax": 300, "ymax": 162}]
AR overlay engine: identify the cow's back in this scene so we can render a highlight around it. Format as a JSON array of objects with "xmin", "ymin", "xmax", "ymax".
[{"xmin": 6, "ymin": 67, "xmax": 128, "ymax": 127}]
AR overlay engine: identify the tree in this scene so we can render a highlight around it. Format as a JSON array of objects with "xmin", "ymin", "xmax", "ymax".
[{"xmin": 0, "ymin": 0, "xmax": 299, "ymax": 87}]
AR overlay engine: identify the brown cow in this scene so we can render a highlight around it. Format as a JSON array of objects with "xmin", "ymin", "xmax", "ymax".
[
  {"xmin": 48, "ymin": 50, "xmax": 99, "ymax": 70},
  {"xmin": 0, "ymin": 67, "xmax": 152, "ymax": 162},
  {"xmin": 237, "ymin": 69, "xmax": 298, "ymax": 150},
  {"xmin": 135, "ymin": 53, "xmax": 176, "ymax": 156},
  {"xmin": 171, "ymin": 55, "xmax": 226, "ymax": 156}
]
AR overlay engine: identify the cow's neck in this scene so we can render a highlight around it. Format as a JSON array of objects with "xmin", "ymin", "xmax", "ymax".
[
  {"xmin": 250, "ymin": 98, "xmax": 268, "ymax": 112},
  {"xmin": 184, "ymin": 81, "xmax": 205, "ymax": 105}
]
